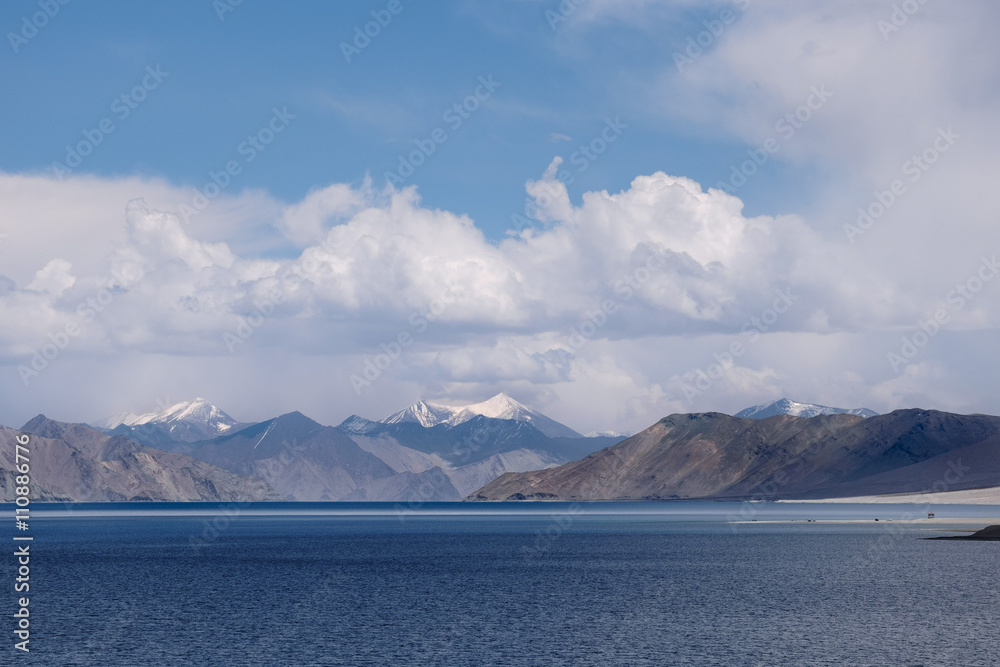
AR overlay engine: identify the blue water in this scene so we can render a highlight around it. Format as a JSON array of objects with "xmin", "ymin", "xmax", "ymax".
[{"xmin": 4, "ymin": 502, "xmax": 999, "ymax": 666}]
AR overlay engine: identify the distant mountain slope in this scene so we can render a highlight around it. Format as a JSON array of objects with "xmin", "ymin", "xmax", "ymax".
[
  {"xmin": 754, "ymin": 409, "xmax": 1000, "ymax": 498},
  {"xmin": 78, "ymin": 394, "xmax": 611, "ymax": 500},
  {"xmin": 188, "ymin": 412, "xmax": 404, "ymax": 501},
  {"xmin": 736, "ymin": 398, "xmax": 877, "ymax": 419},
  {"xmin": 3, "ymin": 416, "xmax": 279, "ymax": 502},
  {"xmin": 381, "ymin": 392, "xmax": 583, "ymax": 439},
  {"xmin": 470, "ymin": 410, "xmax": 1000, "ymax": 501},
  {"xmin": 98, "ymin": 398, "xmax": 251, "ymax": 447},
  {"xmin": 337, "ymin": 414, "xmax": 617, "ymax": 497},
  {"xmin": 339, "ymin": 467, "xmax": 459, "ymax": 502},
  {"xmin": 446, "ymin": 449, "xmax": 564, "ymax": 497},
  {"xmin": 338, "ymin": 414, "xmax": 617, "ymax": 467},
  {"xmin": 790, "ymin": 433, "xmax": 1000, "ymax": 499}
]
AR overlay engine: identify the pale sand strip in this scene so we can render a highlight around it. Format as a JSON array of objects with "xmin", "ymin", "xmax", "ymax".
[
  {"xmin": 777, "ymin": 485, "xmax": 1000, "ymax": 505},
  {"xmin": 733, "ymin": 518, "xmax": 1000, "ymax": 526}
]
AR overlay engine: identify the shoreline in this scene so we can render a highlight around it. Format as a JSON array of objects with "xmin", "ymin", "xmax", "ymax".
[
  {"xmin": 732, "ymin": 517, "xmax": 1000, "ymax": 526},
  {"xmin": 778, "ymin": 486, "xmax": 1000, "ymax": 505}
]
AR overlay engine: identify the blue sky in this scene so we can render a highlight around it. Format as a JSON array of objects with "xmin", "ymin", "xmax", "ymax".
[
  {"xmin": 2, "ymin": 1, "xmax": 1000, "ymax": 433},
  {"xmin": 1, "ymin": 0, "xmax": 797, "ymax": 238}
]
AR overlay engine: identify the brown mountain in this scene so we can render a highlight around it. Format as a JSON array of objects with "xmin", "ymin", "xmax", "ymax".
[
  {"xmin": 1, "ymin": 416, "xmax": 281, "ymax": 502},
  {"xmin": 469, "ymin": 409, "xmax": 1000, "ymax": 501}
]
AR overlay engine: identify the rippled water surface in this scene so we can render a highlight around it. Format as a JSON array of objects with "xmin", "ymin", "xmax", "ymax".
[{"xmin": 7, "ymin": 502, "xmax": 1000, "ymax": 666}]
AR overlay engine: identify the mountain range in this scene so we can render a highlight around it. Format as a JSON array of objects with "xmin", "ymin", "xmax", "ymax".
[
  {"xmin": 0, "ymin": 416, "xmax": 278, "ymax": 502},
  {"xmin": 99, "ymin": 398, "xmax": 249, "ymax": 449},
  {"xmin": 735, "ymin": 398, "xmax": 878, "ymax": 420},
  {"xmin": 0, "ymin": 393, "xmax": 621, "ymax": 502},
  {"xmin": 471, "ymin": 409, "xmax": 1000, "ymax": 501},
  {"xmin": 379, "ymin": 392, "xmax": 583, "ymax": 439},
  {"xmin": 5, "ymin": 395, "xmax": 994, "ymax": 504}
]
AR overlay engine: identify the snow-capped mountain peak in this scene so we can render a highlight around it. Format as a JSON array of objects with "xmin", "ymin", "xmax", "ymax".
[
  {"xmin": 380, "ymin": 393, "xmax": 582, "ymax": 439},
  {"xmin": 735, "ymin": 398, "xmax": 877, "ymax": 420},
  {"xmin": 99, "ymin": 398, "xmax": 241, "ymax": 437},
  {"xmin": 452, "ymin": 392, "xmax": 535, "ymax": 422},
  {"xmin": 381, "ymin": 400, "xmax": 461, "ymax": 428}
]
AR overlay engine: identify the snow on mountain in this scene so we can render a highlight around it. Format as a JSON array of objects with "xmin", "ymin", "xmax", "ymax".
[
  {"xmin": 735, "ymin": 398, "xmax": 878, "ymax": 420},
  {"xmin": 380, "ymin": 392, "xmax": 583, "ymax": 439},
  {"xmin": 381, "ymin": 400, "xmax": 459, "ymax": 428},
  {"xmin": 584, "ymin": 430, "xmax": 631, "ymax": 438},
  {"xmin": 99, "ymin": 398, "xmax": 242, "ymax": 439},
  {"xmin": 455, "ymin": 393, "xmax": 540, "ymax": 422},
  {"xmin": 337, "ymin": 415, "xmax": 381, "ymax": 435}
]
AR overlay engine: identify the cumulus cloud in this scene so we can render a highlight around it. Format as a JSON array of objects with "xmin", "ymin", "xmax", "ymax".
[
  {"xmin": 0, "ymin": 162, "xmax": 854, "ymax": 355},
  {"xmin": 26, "ymin": 259, "xmax": 76, "ymax": 296},
  {"xmin": 3, "ymin": 2, "xmax": 1000, "ymax": 429},
  {"xmin": 0, "ymin": 162, "xmax": 944, "ymax": 427},
  {"xmin": 2, "ymin": 142, "xmax": 997, "ymax": 432},
  {"xmin": 280, "ymin": 181, "xmax": 368, "ymax": 245}
]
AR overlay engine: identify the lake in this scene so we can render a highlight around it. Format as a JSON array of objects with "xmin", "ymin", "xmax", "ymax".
[{"xmin": 6, "ymin": 501, "xmax": 999, "ymax": 666}]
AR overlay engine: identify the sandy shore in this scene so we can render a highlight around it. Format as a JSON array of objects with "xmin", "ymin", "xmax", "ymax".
[
  {"xmin": 778, "ymin": 486, "xmax": 1000, "ymax": 505},
  {"xmin": 734, "ymin": 517, "xmax": 1000, "ymax": 527}
]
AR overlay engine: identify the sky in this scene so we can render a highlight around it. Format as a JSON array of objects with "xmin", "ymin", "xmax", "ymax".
[{"xmin": 1, "ymin": 0, "xmax": 1000, "ymax": 434}]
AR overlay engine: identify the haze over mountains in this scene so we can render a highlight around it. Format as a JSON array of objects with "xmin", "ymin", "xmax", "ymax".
[
  {"xmin": 0, "ymin": 416, "xmax": 278, "ymax": 502},
  {"xmin": 1, "ymin": 393, "xmax": 620, "ymax": 502},
  {"xmin": 4, "ymin": 395, "xmax": 996, "ymax": 503}
]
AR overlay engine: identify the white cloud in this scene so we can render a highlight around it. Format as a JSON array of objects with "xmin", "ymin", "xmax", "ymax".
[
  {"xmin": 0, "ymin": 163, "xmax": 975, "ymax": 364},
  {"xmin": 0, "ymin": 160, "xmax": 983, "ymax": 429},
  {"xmin": 3, "ymin": 3, "xmax": 1000, "ymax": 429},
  {"xmin": 26, "ymin": 259, "xmax": 76, "ymax": 296},
  {"xmin": 280, "ymin": 181, "xmax": 369, "ymax": 245}
]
